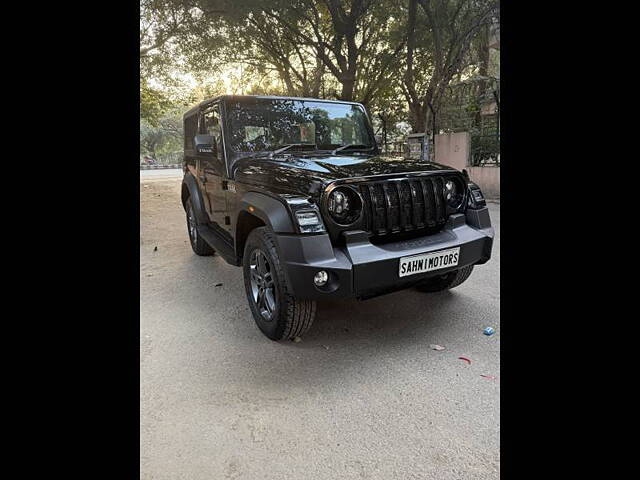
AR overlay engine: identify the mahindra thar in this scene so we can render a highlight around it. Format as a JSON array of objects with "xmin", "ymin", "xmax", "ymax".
[{"xmin": 181, "ymin": 95, "xmax": 493, "ymax": 340}]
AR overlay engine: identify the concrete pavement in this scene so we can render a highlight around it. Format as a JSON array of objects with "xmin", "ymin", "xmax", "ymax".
[{"xmin": 140, "ymin": 176, "xmax": 500, "ymax": 479}]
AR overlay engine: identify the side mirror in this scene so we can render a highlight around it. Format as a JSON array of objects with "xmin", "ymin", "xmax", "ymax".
[{"xmin": 194, "ymin": 134, "xmax": 216, "ymax": 155}]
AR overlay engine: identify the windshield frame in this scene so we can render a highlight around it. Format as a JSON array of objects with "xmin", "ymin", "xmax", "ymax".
[{"xmin": 221, "ymin": 96, "xmax": 378, "ymax": 173}]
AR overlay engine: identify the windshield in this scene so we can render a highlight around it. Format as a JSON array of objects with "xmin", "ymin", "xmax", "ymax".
[{"xmin": 225, "ymin": 98, "xmax": 374, "ymax": 153}]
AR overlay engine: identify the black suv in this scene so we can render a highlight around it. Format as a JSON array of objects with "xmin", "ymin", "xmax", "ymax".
[{"xmin": 181, "ymin": 95, "xmax": 494, "ymax": 340}]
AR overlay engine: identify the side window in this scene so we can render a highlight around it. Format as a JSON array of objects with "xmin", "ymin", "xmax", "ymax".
[
  {"xmin": 200, "ymin": 106, "xmax": 223, "ymax": 158},
  {"xmin": 184, "ymin": 115, "xmax": 198, "ymax": 151}
]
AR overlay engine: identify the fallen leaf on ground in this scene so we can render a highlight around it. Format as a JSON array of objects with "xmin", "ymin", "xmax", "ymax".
[
  {"xmin": 480, "ymin": 375, "xmax": 497, "ymax": 380},
  {"xmin": 293, "ymin": 337, "xmax": 302, "ymax": 343},
  {"xmin": 458, "ymin": 356, "xmax": 472, "ymax": 365},
  {"xmin": 213, "ymin": 283, "xmax": 223, "ymax": 287},
  {"xmin": 430, "ymin": 344, "xmax": 446, "ymax": 351},
  {"xmin": 153, "ymin": 246, "xmax": 158, "ymax": 252},
  {"xmin": 321, "ymin": 345, "xmax": 329, "ymax": 350}
]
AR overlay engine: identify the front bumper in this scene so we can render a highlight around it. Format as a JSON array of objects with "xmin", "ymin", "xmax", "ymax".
[{"xmin": 274, "ymin": 207, "xmax": 494, "ymax": 300}]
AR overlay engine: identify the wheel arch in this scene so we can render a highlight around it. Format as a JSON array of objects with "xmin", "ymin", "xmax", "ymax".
[
  {"xmin": 238, "ymin": 192, "xmax": 296, "ymax": 233},
  {"xmin": 181, "ymin": 172, "xmax": 209, "ymax": 225},
  {"xmin": 235, "ymin": 211, "xmax": 266, "ymax": 262},
  {"xmin": 235, "ymin": 191, "xmax": 296, "ymax": 262}
]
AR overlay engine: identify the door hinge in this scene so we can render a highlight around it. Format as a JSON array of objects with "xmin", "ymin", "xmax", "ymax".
[{"xmin": 224, "ymin": 216, "xmax": 231, "ymax": 225}]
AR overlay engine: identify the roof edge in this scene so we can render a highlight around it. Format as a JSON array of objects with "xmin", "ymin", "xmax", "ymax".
[{"xmin": 183, "ymin": 95, "xmax": 364, "ymax": 118}]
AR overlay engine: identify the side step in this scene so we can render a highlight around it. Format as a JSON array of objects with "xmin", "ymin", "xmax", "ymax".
[{"xmin": 197, "ymin": 224, "xmax": 240, "ymax": 266}]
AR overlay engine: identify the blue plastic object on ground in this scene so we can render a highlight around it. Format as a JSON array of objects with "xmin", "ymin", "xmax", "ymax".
[{"xmin": 483, "ymin": 327, "xmax": 495, "ymax": 336}]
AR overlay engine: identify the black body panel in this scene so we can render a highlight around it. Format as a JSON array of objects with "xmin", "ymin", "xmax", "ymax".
[
  {"xmin": 273, "ymin": 207, "xmax": 494, "ymax": 300},
  {"xmin": 181, "ymin": 95, "xmax": 494, "ymax": 301},
  {"xmin": 231, "ymin": 152, "xmax": 456, "ymax": 198},
  {"xmin": 238, "ymin": 192, "xmax": 296, "ymax": 233},
  {"xmin": 182, "ymin": 172, "xmax": 209, "ymax": 225}
]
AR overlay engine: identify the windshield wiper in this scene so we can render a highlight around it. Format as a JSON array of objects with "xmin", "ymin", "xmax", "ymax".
[
  {"xmin": 331, "ymin": 143, "xmax": 371, "ymax": 155},
  {"xmin": 269, "ymin": 143, "xmax": 317, "ymax": 157}
]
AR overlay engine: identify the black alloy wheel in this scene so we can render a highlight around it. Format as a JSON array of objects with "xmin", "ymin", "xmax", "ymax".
[{"xmin": 249, "ymin": 249, "xmax": 277, "ymax": 321}]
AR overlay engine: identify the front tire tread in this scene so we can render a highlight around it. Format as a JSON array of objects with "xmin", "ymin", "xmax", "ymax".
[{"xmin": 244, "ymin": 227, "xmax": 316, "ymax": 341}]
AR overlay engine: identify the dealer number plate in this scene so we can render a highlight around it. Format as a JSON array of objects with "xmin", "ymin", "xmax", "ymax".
[{"xmin": 399, "ymin": 247, "xmax": 460, "ymax": 277}]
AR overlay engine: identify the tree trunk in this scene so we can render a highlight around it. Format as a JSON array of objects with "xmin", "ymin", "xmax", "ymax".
[
  {"xmin": 310, "ymin": 54, "xmax": 324, "ymax": 98},
  {"xmin": 339, "ymin": 73, "xmax": 356, "ymax": 101},
  {"xmin": 474, "ymin": 24, "xmax": 490, "ymax": 130},
  {"xmin": 408, "ymin": 102, "xmax": 428, "ymax": 134},
  {"xmin": 277, "ymin": 66, "xmax": 296, "ymax": 96}
]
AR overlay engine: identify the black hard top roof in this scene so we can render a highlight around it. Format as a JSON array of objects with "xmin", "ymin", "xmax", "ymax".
[{"xmin": 182, "ymin": 94, "xmax": 364, "ymax": 119}]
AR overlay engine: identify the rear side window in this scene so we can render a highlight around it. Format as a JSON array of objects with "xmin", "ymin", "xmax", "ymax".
[
  {"xmin": 184, "ymin": 115, "xmax": 198, "ymax": 151},
  {"xmin": 200, "ymin": 106, "xmax": 222, "ymax": 149}
]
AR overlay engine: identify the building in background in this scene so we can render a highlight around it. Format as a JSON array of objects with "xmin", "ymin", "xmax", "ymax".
[{"xmin": 422, "ymin": 16, "xmax": 500, "ymax": 198}]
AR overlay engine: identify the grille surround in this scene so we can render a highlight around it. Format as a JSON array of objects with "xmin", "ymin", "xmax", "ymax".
[{"xmin": 321, "ymin": 173, "xmax": 467, "ymax": 241}]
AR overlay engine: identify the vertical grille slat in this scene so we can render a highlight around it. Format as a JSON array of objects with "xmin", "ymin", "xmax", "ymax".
[
  {"xmin": 382, "ymin": 183, "xmax": 397, "ymax": 232},
  {"xmin": 359, "ymin": 185, "xmax": 372, "ymax": 232},
  {"xmin": 371, "ymin": 184, "xmax": 387, "ymax": 234},
  {"xmin": 398, "ymin": 181, "xmax": 413, "ymax": 231},
  {"xmin": 410, "ymin": 180, "xmax": 425, "ymax": 229},
  {"xmin": 354, "ymin": 174, "xmax": 451, "ymax": 240},
  {"xmin": 432, "ymin": 176, "xmax": 445, "ymax": 223},
  {"xmin": 421, "ymin": 178, "xmax": 436, "ymax": 227},
  {"xmin": 390, "ymin": 183, "xmax": 401, "ymax": 232}
]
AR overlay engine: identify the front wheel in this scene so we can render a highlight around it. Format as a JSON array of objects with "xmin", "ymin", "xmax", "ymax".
[
  {"xmin": 415, "ymin": 265, "xmax": 475, "ymax": 293},
  {"xmin": 243, "ymin": 227, "xmax": 316, "ymax": 341}
]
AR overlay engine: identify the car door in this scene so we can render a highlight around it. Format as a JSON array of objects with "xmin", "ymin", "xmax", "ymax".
[{"xmin": 197, "ymin": 104, "xmax": 229, "ymax": 232}]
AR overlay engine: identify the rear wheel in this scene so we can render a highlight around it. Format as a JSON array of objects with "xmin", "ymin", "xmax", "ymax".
[
  {"xmin": 185, "ymin": 197, "xmax": 215, "ymax": 256},
  {"xmin": 416, "ymin": 265, "xmax": 474, "ymax": 293},
  {"xmin": 243, "ymin": 227, "xmax": 316, "ymax": 341}
]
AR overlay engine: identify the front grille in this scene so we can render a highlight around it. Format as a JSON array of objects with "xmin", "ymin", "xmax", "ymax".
[{"xmin": 358, "ymin": 176, "xmax": 450, "ymax": 237}]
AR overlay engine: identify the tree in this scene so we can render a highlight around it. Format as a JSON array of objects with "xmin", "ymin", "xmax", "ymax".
[
  {"xmin": 140, "ymin": 110, "xmax": 184, "ymax": 160},
  {"xmin": 140, "ymin": 121, "xmax": 166, "ymax": 158},
  {"xmin": 185, "ymin": 1, "xmax": 406, "ymax": 103},
  {"xmin": 140, "ymin": 79, "xmax": 175, "ymax": 126},
  {"xmin": 140, "ymin": 0, "xmax": 229, "ymax": 59},
  {"xmin": 401, "ymin": 0, "xmax": 499, "ymax": 132},
  {"xmin": 140, "ymin": 0, "xmax": 501, "ymax": 145},
  {"xmin": 260, "ymin": 0, "xmax": 406, "ymax": 103},
  {"xmin": 189, "ymin": 3, "xmax": 325, "ymax": 97}
]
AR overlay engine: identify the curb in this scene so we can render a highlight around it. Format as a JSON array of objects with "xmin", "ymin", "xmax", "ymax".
[{"xmin": 140, "ymin": 164, "xmax": 181, "ymax": 170}]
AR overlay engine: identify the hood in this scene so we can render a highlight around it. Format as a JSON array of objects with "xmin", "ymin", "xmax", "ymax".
[{"xmin": 232, "ymin": 152, "xmax": 457, "ymax": 197}]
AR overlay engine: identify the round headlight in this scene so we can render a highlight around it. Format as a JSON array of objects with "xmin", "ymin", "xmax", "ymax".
[
  {"xmin": 327, "ymin": 186, "xmax": 362, "ymax": 225},
  {"xmin": 444, "ymin": 177, "xmax": 464, "ymax": 209}
]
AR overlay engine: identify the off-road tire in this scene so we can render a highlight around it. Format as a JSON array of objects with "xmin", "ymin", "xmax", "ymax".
[
  {"xmin": 416, "ymin": 265, "xmax": 474, "ymax": 293},
  {"xmin": 185, "ymin": 197, "xmax": 215, "ymax": 256},
  {"xmin": 243, "ymin": 227, "xmax": 316, "ymax": 341}
]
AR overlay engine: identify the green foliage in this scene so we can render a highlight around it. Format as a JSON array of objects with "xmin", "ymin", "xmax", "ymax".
[
  {"xmin": 140, "ymin": 0, "xmax": 500, "ymax": 148},
  {"xmin": 140, "ymin": 110, "xmax": 184, "ymax": 162},
  {"xmin": 140, "ymin": 80, "xmax": 175, "ymax": 126}
]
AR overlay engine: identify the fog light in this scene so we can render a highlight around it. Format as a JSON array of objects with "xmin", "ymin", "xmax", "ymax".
[{"xmin": 314, "ymin": 270, "xmax": 329, "ymax": 286}]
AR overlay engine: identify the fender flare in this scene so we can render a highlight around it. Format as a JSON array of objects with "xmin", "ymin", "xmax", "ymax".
[
  {"xmin": 181, "ymin": 172, "xmax": 209, "ymax": 225},
  {"xmin": 239, "ymin": 191, "xmax": 296, "ymax": 233}
]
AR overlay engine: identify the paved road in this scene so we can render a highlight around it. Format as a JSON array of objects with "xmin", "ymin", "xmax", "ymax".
[
  {"xmin": 140, "ymin": 168, "xmax": 183, "ymax": 180},
  {"xmin": 140, "ymin": 177, "xmax": 500, "ymax": 480}
]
